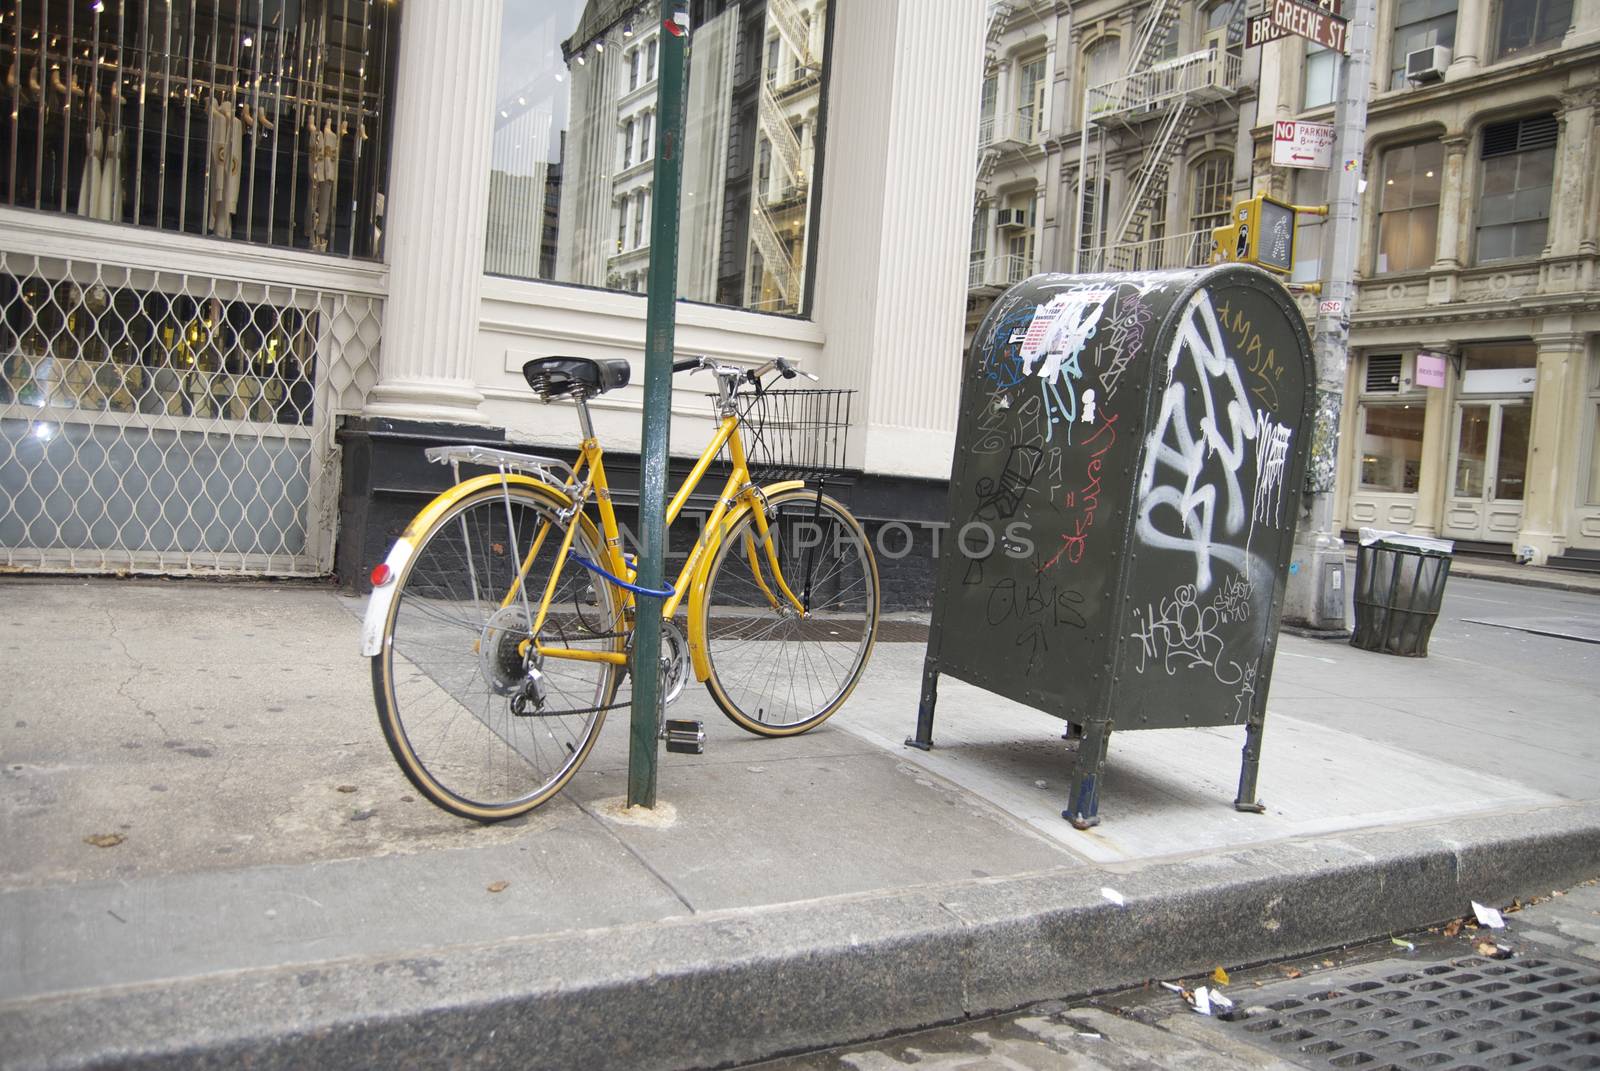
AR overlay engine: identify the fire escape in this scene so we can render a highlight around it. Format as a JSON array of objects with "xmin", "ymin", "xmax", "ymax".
[
  {"xmin": 750, "ymin": 0, "xmax": 816, "ymax": 309},
  {"xmin": 1074, "ymin": 0, "xmax": 1247, "ymax": 274}
]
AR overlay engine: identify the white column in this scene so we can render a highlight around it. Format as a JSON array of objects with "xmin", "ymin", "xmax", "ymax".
[
  {"xmin": 1548, "ymin": 88, "xmax": 1597, "ymax": 258},
  {"xmin": 811, "ymin": 0, "xmax": 985, "ymax": 478},
  {"xmin": 364, "ymin": 0, "xmax": 501, "ymax": 424},
  {"xmin": 1517, "ymin": 331, "xmax": 1586, "ymax": 564},
  {"xmin": 1444, "ymin": 0, "xmax": 1487, "ymax": 81}
]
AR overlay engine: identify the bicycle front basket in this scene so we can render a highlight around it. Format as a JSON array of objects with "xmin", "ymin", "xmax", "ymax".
[{"xmin": 737, "ymin": 388, "xmax": 855, "ymax": 482}]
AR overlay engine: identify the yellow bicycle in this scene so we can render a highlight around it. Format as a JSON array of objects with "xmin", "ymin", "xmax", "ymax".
[{"xmin": 361, "ymin": 355, "xmax": 880, "ymax": 821}]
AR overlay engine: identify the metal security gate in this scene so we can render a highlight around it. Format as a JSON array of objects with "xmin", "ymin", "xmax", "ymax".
[{"xmin": 0, "ymin": 247, "xmax": 382, "ymax": 576}]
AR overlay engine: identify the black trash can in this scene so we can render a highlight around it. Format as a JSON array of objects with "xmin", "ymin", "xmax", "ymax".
[{"xmin": 1350, "ymin": 535, "xmax": 1453, "ymax": 656}]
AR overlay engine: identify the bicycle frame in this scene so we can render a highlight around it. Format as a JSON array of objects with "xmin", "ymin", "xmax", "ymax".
[{"xmin": 497, "ymin": 406, "xmax": 811, "ymax": 683}]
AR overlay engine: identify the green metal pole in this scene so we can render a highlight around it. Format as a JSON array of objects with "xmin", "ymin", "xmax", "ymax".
[{"xmin": 628, "ymin": 0, "xmax": 689, "ymax": 809}]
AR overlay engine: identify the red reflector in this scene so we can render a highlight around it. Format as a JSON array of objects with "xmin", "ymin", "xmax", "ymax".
[{"xmin": 371, "ymin": 563, "xmax": 393, "ymax": 587}]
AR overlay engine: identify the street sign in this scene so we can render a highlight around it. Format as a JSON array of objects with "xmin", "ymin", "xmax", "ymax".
[
  {"xmin": 1247, "ymin": 14, "xmax": 1289, "ymax": 47},
  {"xmin": 1273, "ymin": 120, "xmax": 1336, "ymax": 169},
  {"xmin": 1248, "ymin": 0, "xmax": 1343, "ymax": 48},
  {"xmin": 1268, "ymin": 0, "xmax": 1350, "ymax": 53}
]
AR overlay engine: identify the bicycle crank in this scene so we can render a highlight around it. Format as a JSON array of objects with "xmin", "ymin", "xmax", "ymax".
[{"xmin": 661, "ymin": 618, "xmax": 691, "ymax": 706}]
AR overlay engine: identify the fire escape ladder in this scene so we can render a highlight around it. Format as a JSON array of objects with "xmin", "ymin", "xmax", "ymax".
[
  {"xmin": 1126, "ymin": 0, "xmax": 1181, "ymax": 74},
  {"xmin": 750, "ymin": 201, "xmax": 796, "ymax": 306},
  {"xmin": 1106, "ymin": 98, "xmax": 1192, "ymax": 256},
  {"xmin": 759, "ymin": 81, "xmax": 807, "ymax": 191},
  {"xmin": 768, "ymin": 0, "xmax": 815, "ymax": 71}
]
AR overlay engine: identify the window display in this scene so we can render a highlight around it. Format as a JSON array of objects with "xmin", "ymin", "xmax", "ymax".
[{"xmin": 1, "ymin": 0, "xmax": 397, "ymax": 259}]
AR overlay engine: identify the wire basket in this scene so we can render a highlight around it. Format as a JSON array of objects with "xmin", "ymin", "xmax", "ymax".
[{"xmin": 736, "ymin": 388, "xmax": 855, "ymax": 482}]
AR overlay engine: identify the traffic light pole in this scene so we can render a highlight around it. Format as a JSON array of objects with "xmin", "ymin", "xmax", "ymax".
[{"xmin": 1282, "ymin": 0, "xmax": 1375, "ymax": 632}]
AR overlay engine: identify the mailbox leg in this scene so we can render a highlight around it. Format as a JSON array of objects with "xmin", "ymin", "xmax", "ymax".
[
  {"xmin": 1064, "ymin": 720, "xmax": 1111, "ymax": 829},
  {"xmin": 1233, "ymin": 706, "xmax": 1268, "ymax": 814},
  {"xmin": 906, "ymin": 659, "xmax": 939, "ymax": 751}
]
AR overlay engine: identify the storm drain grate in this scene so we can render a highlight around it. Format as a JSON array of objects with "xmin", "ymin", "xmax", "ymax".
[{"xmin": 1234, "ymin": 955, "xmax": 1600, "ymax": 1070}]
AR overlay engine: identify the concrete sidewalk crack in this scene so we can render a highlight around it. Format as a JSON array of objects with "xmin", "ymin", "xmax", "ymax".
[{"xmin": 570, "ymin": 797, "xmax": 698, "ymax": 915}]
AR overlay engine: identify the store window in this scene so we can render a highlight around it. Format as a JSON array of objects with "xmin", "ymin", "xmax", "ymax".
[
  {"xmin": 1358, "ymin": 401, "xmax": 1426, "ymax": 493},
  {"xmin": 1494, "ymin": 0, "xmax": 1572, "ymax": 60},
  {"xmin": 1388, "ymin": 0, "xmax": 1456, "ymax": 90},
  {"xmin": 1475, "ymin": 115, "xmax": 1556, "ymax": 264},
  {"xmin": 1375, "ymin": 140, "xmax": 1442, "ymax": 273},
  {"xmin": 1, "ymin": 1, "xmax": 398, "ymax": 259},
  {"xmin": 485, "ymin": 0, "xmax": 833, "ymax": 316},
  {"xmin": 1303, "ymin": 42, "xmax": 1336, "ymax": 110}
]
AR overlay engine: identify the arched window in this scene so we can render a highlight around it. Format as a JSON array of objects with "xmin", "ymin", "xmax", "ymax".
[{"xmin": 1081, "ymin": 37, "xmax": 1121, "ymax": 120}]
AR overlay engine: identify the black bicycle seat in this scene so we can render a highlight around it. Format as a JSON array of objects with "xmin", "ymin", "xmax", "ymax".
[{"xmin": 522, "ymin": 356, "xmax": 632, "ymax": 399}]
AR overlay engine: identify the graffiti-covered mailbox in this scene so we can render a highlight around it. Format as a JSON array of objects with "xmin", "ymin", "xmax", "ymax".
[{"xmin": 908, "ymin": 264, "xmax": 1315, "ymax": 829}]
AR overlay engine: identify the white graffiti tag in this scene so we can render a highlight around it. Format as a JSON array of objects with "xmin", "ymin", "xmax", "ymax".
[
  {"xmin": 1252, "ymin": 410, "xmax": 1293, "ymax": 529},
  {"xmin": 1135, "ymin": 290, "xmax": 1263, "ymax": 591}
]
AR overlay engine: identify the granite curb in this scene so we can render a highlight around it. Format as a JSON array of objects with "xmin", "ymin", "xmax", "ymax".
[{"xmin": 5, "ymin": 801, "xmax": 1599, "ymax": 1071}]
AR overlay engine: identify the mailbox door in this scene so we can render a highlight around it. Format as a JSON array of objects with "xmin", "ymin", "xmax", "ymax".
[{"xmin": 1110, "ymin": 268, "xmax": 1315, "ymax": 729}]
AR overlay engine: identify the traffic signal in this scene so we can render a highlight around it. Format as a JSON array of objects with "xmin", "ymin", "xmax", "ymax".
[{"xmin": 1210, "ymin": 193, "xmax": 1298, "ymax": 274}]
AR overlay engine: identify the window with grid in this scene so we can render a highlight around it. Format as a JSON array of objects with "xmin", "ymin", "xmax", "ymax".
[
  {"xmin": 1388, "ymin": 0, "xmax": 1457, "ymax": 90},
  {"xmin": 1188, "ymin": 153, "xmax": 1232, "ymax": 254},
  {"xmin": 1018, "ymin": 54, "xmax": 1047, "ymax": 141},
  {"xmin": 1375, "ymin": 140, "xmax": 1443, "ymax": 273},
  {"xmin": 1495, "ymin": 0, "xmax": 1572, "ymax": 60},
  {"xmin": 1475, "ymin": 115, "xmax": 1556, "ymax": 263}
]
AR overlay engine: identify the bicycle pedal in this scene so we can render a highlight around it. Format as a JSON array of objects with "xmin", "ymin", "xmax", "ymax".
[{"xmin": 663, "ymin": 719, "xmax": 705, "ymax": 755}]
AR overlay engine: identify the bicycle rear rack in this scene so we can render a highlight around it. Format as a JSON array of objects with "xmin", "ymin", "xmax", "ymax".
[{"xmin": 425, "ymin": 444, "xmax": 577, "ymax": 490}]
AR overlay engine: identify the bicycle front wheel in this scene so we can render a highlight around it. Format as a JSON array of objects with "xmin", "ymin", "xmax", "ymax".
[
  {"xmin": 372, "ymin": 483, "xmax": 625, "ymax": 821},
  {"xmin": 700, "ymin": 486, "xmax": 879, "ymax": 736}
]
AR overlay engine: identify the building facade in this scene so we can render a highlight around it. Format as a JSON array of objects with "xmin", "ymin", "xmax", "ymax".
[
  {"xmin": 3, "ymin": 0, "xmax": 1596, "ymax": 594},
  {"xmin": 0, "ymin": 0, "xmax": 983, "ymax": 598},
  {"xmin": 971, "ymin": 0, "xmax": 1600, "ymax": 569},
  {"xmin": 1260, "ymin": 0, "xmax": 1599, "ymax": 565}
]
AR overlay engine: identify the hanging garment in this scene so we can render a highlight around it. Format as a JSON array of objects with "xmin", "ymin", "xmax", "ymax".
[
  {"xmin": 206, "ymin": 100, "xmax": 244, "ymax": 237},
  {"xmin": 306, "ymin": 122, "xmax": 340, "ymax": 251},
  {"xmin": 76, "ymin": 124, "xmax": 103, "ymax": 218},
  {"xmin": 77, "ymin": 123, "xmax": 125, "ymax": 222},
  {"xmin": 97, "ymin": 128, "xmax": 124, "ymax": 222}
]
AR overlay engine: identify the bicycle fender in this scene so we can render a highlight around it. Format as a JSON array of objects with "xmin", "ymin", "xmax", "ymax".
[
  {"xmin": 360, "ymin": 473, "xmax": 576, "ymax": 657},
  {"xmin": 685, "ymin": 479, "xmax": 808, "ymax": 680}
]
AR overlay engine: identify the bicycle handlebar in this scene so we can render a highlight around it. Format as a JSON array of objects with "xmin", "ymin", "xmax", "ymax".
[{"xmin": 670, "ymin": 355, "xmax": 819, "ymax": 384}]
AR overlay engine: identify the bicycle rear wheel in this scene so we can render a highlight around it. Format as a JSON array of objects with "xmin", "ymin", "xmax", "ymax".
[
  {"xmin": 372, "ymin": 483, "xmax": 624, "ymax": 821},
  {"xmin": 699, "ymin": 486, "xmax": 879, "ymax": 736}
]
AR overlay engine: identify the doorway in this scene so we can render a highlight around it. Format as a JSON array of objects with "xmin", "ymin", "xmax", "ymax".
[{"xmin": 1442, "ymin": 399, "xmax": 1531, "ymax": 542}]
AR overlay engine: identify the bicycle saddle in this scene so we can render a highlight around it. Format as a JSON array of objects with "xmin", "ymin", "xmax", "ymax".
[{"xmin": 522, "ymin": 356, "xmax": 631, "ymax": 399}]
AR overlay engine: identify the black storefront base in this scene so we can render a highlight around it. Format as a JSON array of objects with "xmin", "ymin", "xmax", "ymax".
[{"xmin": 335, "ymin": 415, "xmax": 948, "ymax": 610}]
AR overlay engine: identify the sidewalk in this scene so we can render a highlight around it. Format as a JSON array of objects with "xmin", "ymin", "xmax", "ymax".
[{"xmin": 2, "ymin": 573, "xmax": 1598, "ymax": 1070}]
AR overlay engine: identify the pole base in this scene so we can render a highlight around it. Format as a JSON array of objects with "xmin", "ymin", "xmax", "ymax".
[
  {"xmin": 1233, "ymin": 798, "xmax": 1267, "ymax": 814},
  {"xmin": 1064, "ymin": 810, "xmax": 1101, "ymax": 830},
  {"xmin": 904, "ymin": 737, "xmax": 932, "ymax": 752}
]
